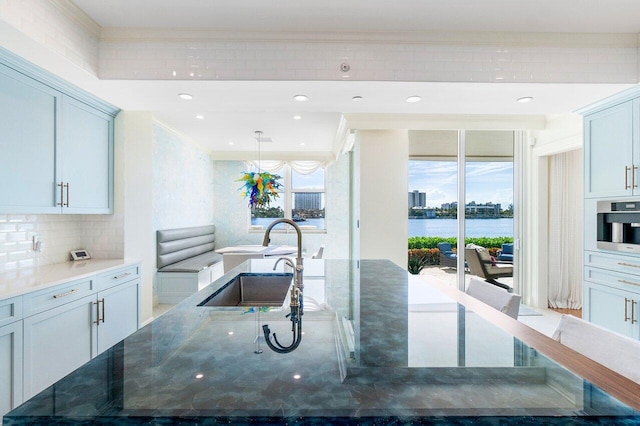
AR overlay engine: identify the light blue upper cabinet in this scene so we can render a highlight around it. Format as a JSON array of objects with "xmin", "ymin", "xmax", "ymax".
[
  {"xmin": 0, "ymin": 49, "xmax": 118, "ymax": 214},
  {"xmin": 584, "ymin": 100, "xmax": 634, "ymax": 198},
  {"xmin": 0, "ymin": 64, "xmax": 61, "ymax": 213},
  {"xmin": 60, "ymin": 96, "xmax": 114, "ymax": 214}
]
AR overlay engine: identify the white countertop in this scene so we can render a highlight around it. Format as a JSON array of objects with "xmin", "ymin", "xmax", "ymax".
[{"xmin": 0, "ymin": 258, "xmax": 141, "ymax": 300}]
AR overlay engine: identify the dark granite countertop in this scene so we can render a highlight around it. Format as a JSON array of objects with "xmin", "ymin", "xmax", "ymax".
[{"xmin": 4, "ymin": 259, "xmax": 640, "ymax": 425}]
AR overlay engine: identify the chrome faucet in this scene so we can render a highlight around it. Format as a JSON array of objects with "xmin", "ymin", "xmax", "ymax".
[
  {"xmin": 261, "ymin": 218, "xmax": 304, "ymax": 353},
  {"xmin": 262, "ymin": 218, "xmax": 304, "ymax": 291}
]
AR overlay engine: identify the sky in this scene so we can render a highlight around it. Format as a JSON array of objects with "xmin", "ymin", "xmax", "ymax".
[{"xmin": 408, "ymin": 160, "xmax": 513, "ymax": 208}]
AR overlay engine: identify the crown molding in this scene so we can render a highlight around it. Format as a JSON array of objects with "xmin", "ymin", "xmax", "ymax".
[
  {"xmin": 48, "ymin": 0, "xmax": 102, "ymax": 39},
  {"xmin": 99, "ymin": 28, "xmax": 639, "ymax": 48}
]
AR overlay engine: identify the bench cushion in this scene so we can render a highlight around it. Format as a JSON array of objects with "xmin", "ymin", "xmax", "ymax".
[
  {"xmin": 157, "ymin": 225, "xmax": 217, "ymax": 269},
  {"xmin": 158, "ymin": 251, "xmax": 223, "ymax": 273}
]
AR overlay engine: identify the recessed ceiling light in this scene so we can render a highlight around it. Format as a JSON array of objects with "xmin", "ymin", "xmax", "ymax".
[
  {"xmin": 517, "ymin": 96, "xmax": 534, "ymax": 103},
  {"xmin": 352, "ymin": 96, "xmax": 363, "ymax": 102},
  {"xmin": 299, "ymin": 142, "xmax": 305, "ymax": 146},
  {"xmin": 195, "ymin": 115, "xmax": 204, "ymax": 120},
  {"xmin": 178, "ymin": 93, "xmax": 193, "ymax": 100},
  {"xmin": 293, "ymin": 94, "xmax": 308, "ymax": 102},
  {"xmin": 228, "ymin": 142, "xmax": 234, "ymax": 145},
  {"xmin": 406, "ymin": 96, "xmax": 421, "ymax": 103},
  {"xmin": 293, "ymin": 114, "xmax": 302, "ymax": 120}
]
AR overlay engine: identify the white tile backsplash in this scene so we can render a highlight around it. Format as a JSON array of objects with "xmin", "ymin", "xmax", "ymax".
[{"xmin": 0, "ymin": 213, "xmax": 124, "ymax": 273}]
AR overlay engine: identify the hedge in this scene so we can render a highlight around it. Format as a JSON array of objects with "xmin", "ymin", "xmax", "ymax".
[
  {"xmin": 407, "ymin": 237, "xmax": 514, "ymax": 274},
  {"xmin": 408, "ymin": 236, "xmax": 514, "ymax": 250}
]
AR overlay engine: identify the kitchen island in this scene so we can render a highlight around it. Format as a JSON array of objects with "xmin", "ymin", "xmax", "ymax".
[{"xmin": 4, "ymin": 259, "xmax": 640, "ymax": 424}]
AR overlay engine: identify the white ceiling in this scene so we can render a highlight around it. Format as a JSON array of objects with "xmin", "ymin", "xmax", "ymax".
[
  {"xmin": 66, "ymin": 1, "xmax": 640, "ymax": 154},
  {"xmin": 73, "ymin": 0, "xmax": 640, "ymax": 33}
]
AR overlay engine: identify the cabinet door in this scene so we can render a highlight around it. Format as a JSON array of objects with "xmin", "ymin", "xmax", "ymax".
[
  {"xmin": 23, "ymin": 295, "xmax": 97, "ymax": 399},
  {"xmin": 584, "ymin": 281, "xmax": 639, "ymax": 339},
  {"xmin": 0, "ymin": 321, "xmax": 23, "ymax": 417},
  {"xmin": 97, "ymin": 279, "xmax": 140, "ymax": 354},
  {"xmin": 584, "ymin": 101, "xmax": 634, "ymax": 198},
  {"xmin": 60, "ymin": 96, "xmax": 114, "ymax": 214},
  {"xmin": 0, "ymin": 64, "xmax": 60, "ymax": 213}
]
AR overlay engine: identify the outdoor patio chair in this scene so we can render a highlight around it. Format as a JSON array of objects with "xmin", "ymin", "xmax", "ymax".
[
  {"xmin": 466, "ymin": 277, "xmax": 521, "ymax": 319},
  {"xmin": 496, "ymin": 243, "xmax": 514, "ymax": 262},
  {"xmin": 437, "ymin": 242, "xmax": 458, "ymax": 268},
  {"xmin": 465, "ymin": 245, "xmax": 513, "ymax": 291},
  {"xmin": 552, "ymin": 314, "xmax": 640, "ymax": 384}
]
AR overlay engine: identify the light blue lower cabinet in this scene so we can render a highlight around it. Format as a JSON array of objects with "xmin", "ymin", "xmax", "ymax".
[
  {"xmin": 0, "ymin": 320, "xmax": 23, "ymax": 418},
  {"xmin": 3, "ymin": 263, "xmax": 140, "ymax": 413},
  {"xmin": 23, "ymin": 294, "xmax": 96, "ymax": 400},
  {"xmin": 97, "ymin": 279, "xmax": 140, "ymax": 354},
  {"xmin": 584, "ymin": 280, "xmax": 640, "ymax": 340}
]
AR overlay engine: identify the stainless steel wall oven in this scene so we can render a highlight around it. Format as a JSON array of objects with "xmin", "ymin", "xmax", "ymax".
[{"xmin": 597, "ymin": 200, "xmax": 640, "ymax": 253}]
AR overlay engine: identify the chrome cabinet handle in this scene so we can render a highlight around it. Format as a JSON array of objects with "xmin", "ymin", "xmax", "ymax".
[
  {"xmin": 93, "ymin": 298, "xmax": 106, "ymax": 325},
  {"xmin": 618, "ymin": 279, "xmax": 640, "ymax": 287},
  {"xmin": 94, "ymin": 299, "xmax": 101, "ymax": 325},
  {"xmin": 114, "ymin": 272, "xmax": 132, "ymax": 280},
  {"xmin": 64, "ymin": 182, "xmax": 69, "ymax": 207},
  {"xmin": 624, "ymin": 297, "xmax": 630, "ymax": 322},
  {"xmin": 57, "ymin": 182, "xmax": 64, "ymax": 206},
  {"xmin": 617, "ymin": 262, "xmax": 640, "ymax": 268},
  {"xmin": 625, "ymin": 166, "xmax": 630, "ymax": 189},
  {"xmin": 53, "ymin": 288, "xmax": 79, "ymax": 299},
  {"xmin": 634, "ymin": 166, "xmax": 639, "ymax": 189},
  {"xmin": 632, "ymin": 300, "xmax": 637, "ymax": 324}
]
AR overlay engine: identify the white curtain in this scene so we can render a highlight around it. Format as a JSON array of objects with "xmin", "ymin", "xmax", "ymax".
[
  {"xmin": 245, "ymin": 160, "xmax": 330, "ymax": 174},
  {"xmin": 547, "ymin": 149, "xmax": 583, "ymax": 309}
]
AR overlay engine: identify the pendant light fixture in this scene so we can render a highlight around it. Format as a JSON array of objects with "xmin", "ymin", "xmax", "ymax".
[{"xmin": 237, "ymin": 131, "xmax": 283, "ymax": 209}]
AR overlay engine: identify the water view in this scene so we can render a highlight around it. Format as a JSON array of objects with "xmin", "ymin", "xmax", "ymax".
[
  {"xmin": 252, "ymin": 217, "xmax": 325, "ymax": 230},
  {"xmin": 409, "ymin": 218, "xmax": 513, "ymax": 238}
]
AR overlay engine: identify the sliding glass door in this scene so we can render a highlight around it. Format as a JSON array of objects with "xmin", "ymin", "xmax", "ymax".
[{"xmin": 407, "ymin": 130, "xmax": 518, "ymax": 368}]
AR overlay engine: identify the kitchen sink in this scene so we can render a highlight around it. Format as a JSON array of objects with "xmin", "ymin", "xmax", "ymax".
[{"xmin": 198, "ymin": 273, "xmax": 293, "ymax": 307}]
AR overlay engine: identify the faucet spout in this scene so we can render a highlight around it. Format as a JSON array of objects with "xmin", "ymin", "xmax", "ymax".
[{"xmin": 261, "ymin": 218, "xmax": 305, "ymax": 354}]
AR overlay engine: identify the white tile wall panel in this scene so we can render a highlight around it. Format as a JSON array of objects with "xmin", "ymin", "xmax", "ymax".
[
  {"xmin": 100, "ymin": 38, "xmax": 638, "ymax": 83},
  {"xmin": 0, "ymin": 0, "xmax": 99, "ymax": 74},
  {"xmin": 0, "ymin": 214, "xmax": 124, "ymax": 273}
]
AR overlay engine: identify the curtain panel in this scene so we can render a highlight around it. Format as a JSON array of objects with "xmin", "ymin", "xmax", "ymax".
[
  {"xmin": 547, "ymin": 149, "xmax": 583, "ymax": 309},
  {"xmin": 245, "ymin": 160, "xmax": 330, "ymax": 174}
]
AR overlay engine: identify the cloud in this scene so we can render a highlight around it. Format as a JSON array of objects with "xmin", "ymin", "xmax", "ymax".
[{"xmin": 410, "ymin": 160, "xmax": 513, "ymax": 207}]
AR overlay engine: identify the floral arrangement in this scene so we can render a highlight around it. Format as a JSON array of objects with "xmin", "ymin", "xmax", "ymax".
[{"xmin": 237, "ymin": 171, "xmax": 282, "ymax": 208}]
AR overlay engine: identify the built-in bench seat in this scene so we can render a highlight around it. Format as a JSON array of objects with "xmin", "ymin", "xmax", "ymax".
[{"xmin": 156, "ymin": 225, "xmax": 224, "ymax": 304}]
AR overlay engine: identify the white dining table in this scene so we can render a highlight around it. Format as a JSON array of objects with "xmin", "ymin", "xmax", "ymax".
[
  {"xmin": 215, "ymin": 244, "xmax": 297, "ymax": 256},
  {"xmin": 215, "ymin": 245, "xmax": 298, "ymax": 272}
]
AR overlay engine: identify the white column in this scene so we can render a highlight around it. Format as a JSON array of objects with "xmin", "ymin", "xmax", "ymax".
[
  {"xmin": 356, "ymin": 130, "xmax": 409, "ymax": 268},
  {"xmin": 114, "ymin": 111, "xmax": 155, "ymax": 323}
]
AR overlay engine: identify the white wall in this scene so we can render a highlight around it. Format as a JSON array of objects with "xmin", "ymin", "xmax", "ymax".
[
  {"xmin": 356, "ymin": 130, "xmax": 409, "ymax": 268},
  {"xmin": 211, "ymin": 156, "xmax": 350, "ymax": 259},
  {"xmin": 116, "ymin": 114, "xmax": 215, "ymax": 321},
  {"xmin": 151, "ymin": 123, "xmax": 214, "ymax": 231},
  {"xmin": 115, "ymin": 111, "xmax": 155, "ymax": 322}
]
